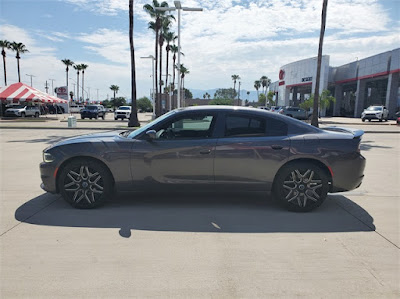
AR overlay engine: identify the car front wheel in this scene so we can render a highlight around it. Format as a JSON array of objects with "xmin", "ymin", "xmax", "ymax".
[
  {"xmin": 273, "ymin": 162, "xmax": 329, "ymax": 212},
  {"xmin": 58, "ymin": 159, "xmax": 113, "ymax": 209}
]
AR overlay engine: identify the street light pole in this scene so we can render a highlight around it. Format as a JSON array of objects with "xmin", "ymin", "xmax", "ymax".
[
  {"xmin": 156, "ymin": 1, "xmax": 203, "ymax": 108},
  {"xmin": 141, "ymin": 55, "xmax": 156, "ymax": 119},
  {"xmin": 26, "ymin": 74, "xmax": 35, "ymax": 87},
  {"xmin": 48, "ymin": 79, "xmax": 56, "ymax": 95}
]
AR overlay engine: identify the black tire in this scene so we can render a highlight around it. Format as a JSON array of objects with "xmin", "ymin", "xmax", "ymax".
[
  {"xmin": 368, "ymin": 119, "xmax": 371, "ymax": 122},
  {"xmin": 58, "ymin": 159, "xmax": 113, "ymax": 209},
  {"xmin": 89, "ymin": 117, "xmax": 92, "ymax": 120},
  {"xmin": 379, "ymin": 117, "xmax": 383, "ymax": 122},
  {"xmin": 81, "ymin": 116, "xmax": 85, "ymax": 120},
  {"xmin": 101, "ymin": 114, "xmax": 105, "ymax": 120},
  {"xmin": 273, "ymin": 162, "xmax": 329, "ymax": 212},
  {"xmin": 361, "ymin": 118, "xmax": 365, "ymax": 122},
  {"xmin": 114, "ymin": 117, "xmax": 118, "ymax": 120}
]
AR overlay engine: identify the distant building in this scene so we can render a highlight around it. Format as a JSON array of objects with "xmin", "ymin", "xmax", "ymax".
[{"xmin": 270, "ymin": 48, "xmax": 400, "ymax": 118}]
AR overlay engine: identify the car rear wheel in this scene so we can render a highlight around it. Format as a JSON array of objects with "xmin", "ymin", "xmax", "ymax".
[
  {"xmin": 361, "ymin": 118, "xmax": 365, "ymax": 122},
  {"xmin": 273, "ymin": 162, "xmax": 329, "ymax": 212},
  {"xmin": 101, "ymin": 115, "xmax": 105, "ymax": 120},
  {"xmin": 58, "ymin": 159, "xmax": 113, "ymax": 209}
]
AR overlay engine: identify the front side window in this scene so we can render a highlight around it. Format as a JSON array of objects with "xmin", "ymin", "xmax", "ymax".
[{"xmin": 155, "ymin": 113, "xmax": 215, "ymax": 140}]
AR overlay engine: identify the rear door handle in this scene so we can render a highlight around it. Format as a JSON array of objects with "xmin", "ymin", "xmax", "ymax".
[
  {"xmin": 271, "ymin": 145, "xmax": 283, "ymax": 150},
  {"xmin": 200, "ymin": 149, "xmax": 211, "ymax": 154}
]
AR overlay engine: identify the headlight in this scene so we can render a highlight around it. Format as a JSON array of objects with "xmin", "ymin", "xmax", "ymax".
[{"xmin": 43, "ymin": 152, "xmax": 55, "ymax": 163}]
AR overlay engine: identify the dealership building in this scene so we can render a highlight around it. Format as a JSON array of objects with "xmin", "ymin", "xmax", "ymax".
[{"xmin": 270, "ymin": 48, "xmax": 400, "ymax": 118}]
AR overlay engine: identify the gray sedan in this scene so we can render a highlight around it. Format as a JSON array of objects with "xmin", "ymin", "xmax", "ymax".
[{"xmin": 40, "ymin": 106, "xmax": 366, "ymax": 212}]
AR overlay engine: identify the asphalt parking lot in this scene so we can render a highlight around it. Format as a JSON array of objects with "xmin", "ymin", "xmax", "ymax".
[{"xmin": 0, "ymin": 123, "xmax": 399, "ymax": 297}]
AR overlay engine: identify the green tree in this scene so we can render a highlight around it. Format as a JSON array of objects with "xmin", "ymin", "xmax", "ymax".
[
  {"xmin": 109, "ymin": 85, "xmax": 120, "ymax": 109},
  {"xmin": 0, "ymin": 40, "xmax": 11, "ymax": 86},
  {"xmin": 258, "ymin": 93, "xmax": 266, "ymax": 105},
  {"xmin": 10, "ymin": 42, "xmax": 29, "ymax": 82},
  {"xmin": 299, "ymin": 90, "xmax": 336, "ymax": 113},
  {"xmin": 78, "ymin": 64, "xmax": 88, "ymax": 101},
  {"xmin": 254, "ymin": 80, "xmax": 261, "ymax": 101},
  {"xmin": 267, "ymin": 91, "xmax": 275, "ymax": 106},
  {"xmin": 61, "ymin": 59, "xmax": 74, "ymax": 89},
  {"xmin": 110, "ymin": 97, "xmax": 127, "ymax": 108},
  {"xmin": 137, "ymin": 96, "xmax": 153, "ymax": 112},
  {"xmin": 170, "ymin": 44, "xmax": 183, "ymax": 97},
  {"xmin": 231, "ymin": 74, "xmax": 240, "ymax": 97},
  {"xmin": 214, "ymin": 88, "xmax": 237, "ymax": 100},
  {"xmin": 164, "ymin": 30, "xmax": 177, "ymax": 91},
  {"xmin": 73, "ymin": 64, "xmax": 82, "ymax": 101},
  {"xmin": 209, "ymin": 98, "xmax": 234, "ymax": 105},
  {"xmin": 260, "ymin": 76, "xmax": 271, "ymax": 95},
  {"xmin": 184, "ymin": 88, "xmax": 192, "ymax": 99}
]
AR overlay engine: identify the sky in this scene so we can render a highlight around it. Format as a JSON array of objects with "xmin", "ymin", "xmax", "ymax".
[{"xmin": 0, "ymin": 0, "xmax": 399, "ymax": 102}]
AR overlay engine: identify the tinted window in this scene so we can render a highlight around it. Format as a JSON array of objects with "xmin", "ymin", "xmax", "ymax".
[
  {"xmin": 266, "ymin": 118, "xmax": 288, "ymax": 136},
  {"xmin": 156, "ymin": 113, "xmax": 215, "ymax": 140},
  {"xmin": 225, "ymin": 114, "xmax": 266, "ymax": 137}
]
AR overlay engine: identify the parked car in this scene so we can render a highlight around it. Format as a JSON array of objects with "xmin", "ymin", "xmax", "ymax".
[
  {"xmin": 361, "ymin": 105, "xmax": 389, "ymax": 122},
  {"xmin": 270, "ymin": 106, "xmax": 282, "ymax": 112},
  {"xmin": 114, "ymin": 106, "xmax": 132, "ymax": 120},
  {"xmin": 5, "ymin": 105, "xmax": 40, "ymax": 118},
  {"xmin": 69, "ymin": 104, "xmax": 85, "ymax": 113},
  {"xmin": 278, "ymin": 106, "xmax": 310, "ymax": 120},
  {"xmin": 258, "ymin": 106, "xmax": 270, "ymax": 110},
  {"xmin": 40, "ymin": 106, "xmax": 366, "ymax": 212},
  {"xmin": 80, "ymin": 105, "xmax": 106, "ymax": 120},
  {"xmin": 396, "ymin": 111, "xmax": 400, "ymax": 125}
]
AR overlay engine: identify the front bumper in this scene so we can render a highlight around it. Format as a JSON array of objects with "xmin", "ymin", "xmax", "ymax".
[
  {"xmin": 115, "ymin": 113, "xmax": 129, "ymax": 119},
  {"xmin": 362, "ymin": 114, "xmax": 382, "ymax": 120},
  {"xmin": 40, "ymin": 162, "xmax": 58, "ymax": 193}
]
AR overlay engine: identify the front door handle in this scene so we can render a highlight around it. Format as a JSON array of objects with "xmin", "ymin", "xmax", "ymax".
[
  {"xmin": 200, "ymin": 149, "xmax": 211, "ymax": 154},
  {"xmin": 271, "ymin": 145, "xmax": 283, "ymax": 150}
]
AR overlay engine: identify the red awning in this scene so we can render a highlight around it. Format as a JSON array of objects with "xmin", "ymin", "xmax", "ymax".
[{"xmin": 0, "ymin": 82, "xmax": 68, "ymax": 104}]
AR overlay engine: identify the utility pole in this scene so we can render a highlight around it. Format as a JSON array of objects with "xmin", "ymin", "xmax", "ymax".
[
  {"xmin": 48, "ymin": 79, "xmax": 56, "ymax": 95},
  {"xmin": 45, "ymin": 81, "xmax": 49, "ymax": 93},
  {"xmin": 26, "ymin": 74, "xmax": 35, "ymax": 87},
  {"xmin": 238, "ymin": 81, "xmax": 241, "ymax": 106}
]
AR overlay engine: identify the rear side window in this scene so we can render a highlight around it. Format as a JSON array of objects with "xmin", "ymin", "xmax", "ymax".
[
  {"xmin": 266, "ymin": 118, "xmax": 288, "ymax": 136},
  {"xmin": 225, "ymin": 114, "xmax": 266, "ymax": 137}
]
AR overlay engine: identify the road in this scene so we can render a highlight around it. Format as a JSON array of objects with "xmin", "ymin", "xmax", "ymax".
[{"xmin": 0, "ymin": 125, "xmax": 399, "ymax": 298}]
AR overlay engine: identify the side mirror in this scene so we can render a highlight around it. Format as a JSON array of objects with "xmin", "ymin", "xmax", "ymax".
[{"xmin": 145, "ymin": 130, "xmax": 156, "ymax": 140}]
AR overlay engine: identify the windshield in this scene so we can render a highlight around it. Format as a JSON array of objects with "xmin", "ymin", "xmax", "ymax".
[
  {"xmin": 119, "ymin": 107, "xmax": 130, "ymax": 110},
  {"xmin": 127, "ymin": 110, "xmax": 176, "ymax": 139},
  {"xmin": 7, "ymin": 105, "xmax": 24, "ymax": 109},
  {"xmin": 85, "ymin": 106, "xmax": 98, "ymax": 110},
  {"xmin": 366, "ymin": 106, "xmax": 382, "ymax": 111}
]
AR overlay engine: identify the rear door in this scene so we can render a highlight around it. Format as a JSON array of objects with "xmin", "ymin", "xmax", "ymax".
[{"xmin": 214, "ymin": 112, "xmax": 290, "ymax": 191}]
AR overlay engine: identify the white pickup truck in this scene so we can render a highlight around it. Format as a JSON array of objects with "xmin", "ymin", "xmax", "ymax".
[{"xmin": 5, "ymin": 105, "xmax": 40, "ymax": 117}]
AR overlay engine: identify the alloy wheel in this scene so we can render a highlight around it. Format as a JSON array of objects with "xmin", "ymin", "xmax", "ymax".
[
  {"xmin": 282, "ymin": 169, "xmax": 323, "ymax": 208},
  {"xmin": 63, "ymin": 165, "xmax": 104, "ymax": 204}
]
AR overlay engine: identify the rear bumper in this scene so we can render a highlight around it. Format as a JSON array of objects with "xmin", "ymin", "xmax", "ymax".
[
  {"xmin": 330, "ymin": 154, "xmax": 366, "ymax": 193},
  {"xmin": 40, "ymin": 162, "xmax": 58, "ymax": 193}
]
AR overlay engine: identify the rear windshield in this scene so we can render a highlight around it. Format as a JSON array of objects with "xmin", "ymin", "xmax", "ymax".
[{"xmin": 85, "ymin": 106, "xmax": 98, "ymax": 110}]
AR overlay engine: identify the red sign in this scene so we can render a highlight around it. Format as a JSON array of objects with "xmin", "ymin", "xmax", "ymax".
[
  {"xmin": 279, "ymin": 69, "xmax": 285, "ymax": 80},
  {"xmin": 279, "ymin": 81, "xmax": 285, "ymax": 86}
]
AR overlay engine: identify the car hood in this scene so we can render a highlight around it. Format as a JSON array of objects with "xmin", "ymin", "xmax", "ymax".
[
  {"xmin": 6, "ymin": 108, "xmax": 22, "ymax": 112},
  {"xmin": 51, "ymin": 131, "xmax": 125, "ymax": 147}
]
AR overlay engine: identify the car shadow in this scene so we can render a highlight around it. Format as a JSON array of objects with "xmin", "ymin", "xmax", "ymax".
[
  {"xmin": 15, "ymin": 192, "xmax": 375, "ymax": 238},
  {"xmin": 360, "ymin": 140, "xmax": 392, "ymax": 151}
]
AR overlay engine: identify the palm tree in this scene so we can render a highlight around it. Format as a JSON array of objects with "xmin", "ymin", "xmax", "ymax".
[
  {"xmin": 79, "ymin": 64, "xmax": 88, "ymax": 101},
  {"xmin": 231, "ymin": 74, "xmax": 240, "ymax": 94},
  {"xmin": 254, "ymin": 80, "xmax": 261, "ymax": 101},
  {"xmin": 10, "ymin": 42, "xmax": 29, "ymax": 82},
  {"xmin": 260, "ymin": 76, "xmax": 271, "ymax": 95},
  {"xmin": 61, "ymin": 59, "xmax": 74, "ymax": 89},
  {"xmin": 164, "ymin": 31, "xmax": 177, "ymax": 91},
  {"xmin": 0, "ymin": 40, "xmax": 11, "ymax": 86},
  {"xmin": 110, "ymin": 85, "xmax": 119, "ymax": 109},
  {"xmin": 177, "ymin": 64, "xmax": 189, "ymax": 106},
  {"xmin": 143, "ymin": 0, "xmax": 169, "ymax": 116},
  {"xmin": 128, "ymin": 0, "xmax": 140, "ymax": 127},
  {"xmin": 73, "ymin": 64, "xmax": 82, "ymax": 102},
  {"xmin": 311, "ymin": 0, "xmax": 328, "ymax": 128}
]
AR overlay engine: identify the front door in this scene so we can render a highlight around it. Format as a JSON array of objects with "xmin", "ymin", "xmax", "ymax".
[{"xmin": 130, "ymin": 112, "xmax": 218, "ymax": 191}]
